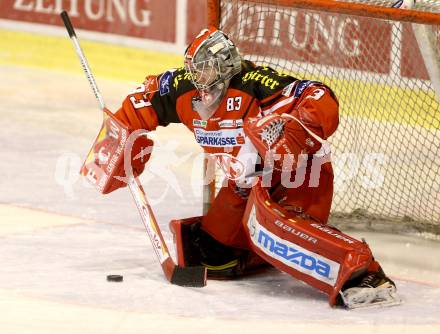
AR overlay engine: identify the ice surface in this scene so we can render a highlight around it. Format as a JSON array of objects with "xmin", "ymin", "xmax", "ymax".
[{"xmin": 0, "ymin": 65, "xmax": 439, "ymax": 333}]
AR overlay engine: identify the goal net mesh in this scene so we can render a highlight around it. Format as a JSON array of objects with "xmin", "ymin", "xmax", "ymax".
[{"xmin": 214, "ymin": 0, "xmax": 440, "ymax": 236}]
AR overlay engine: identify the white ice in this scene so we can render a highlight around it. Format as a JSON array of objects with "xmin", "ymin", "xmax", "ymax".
[{"xmin": 0, "ymin": 65, "xmax": 439, "ymax": 333}]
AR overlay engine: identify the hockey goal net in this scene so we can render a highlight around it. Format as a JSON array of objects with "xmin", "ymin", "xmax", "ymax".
[{"xmin": 206, "ymin": 0, "xmax": 440, "ymax": 237}]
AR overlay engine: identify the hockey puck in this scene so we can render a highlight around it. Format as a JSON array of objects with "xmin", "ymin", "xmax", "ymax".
[{"xmin": 106, "ymin": 274, "xmax": 123, "ymax": 282}]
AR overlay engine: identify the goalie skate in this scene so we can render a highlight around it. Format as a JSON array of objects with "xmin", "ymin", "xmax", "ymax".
[{"xmin": 340, "ymin": 271, "xmax": 402, "ymax": 309}]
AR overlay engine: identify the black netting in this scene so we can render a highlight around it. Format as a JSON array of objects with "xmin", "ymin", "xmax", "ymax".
[{"xmin": 218, "ymin": 0, "xmax": 440, "ymax": 236}]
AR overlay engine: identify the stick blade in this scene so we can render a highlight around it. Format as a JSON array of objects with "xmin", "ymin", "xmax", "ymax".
[{"xmin": 170, "ymin": 266, "xmax": 207, "ymax": 287}]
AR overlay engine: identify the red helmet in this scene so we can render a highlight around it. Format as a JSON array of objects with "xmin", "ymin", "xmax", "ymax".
[{"xmin": 184, "ymin": 27, "xmax": 242, "ymax": 91}]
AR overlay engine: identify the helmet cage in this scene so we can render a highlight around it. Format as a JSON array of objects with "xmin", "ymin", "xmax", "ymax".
[{"xmin": 185, "ymin": 57, "xmax": 222, "ymax": 90}]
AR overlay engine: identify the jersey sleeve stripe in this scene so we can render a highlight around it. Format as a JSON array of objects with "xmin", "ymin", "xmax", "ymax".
[{"xmin": 261, "ymin": 95, "xmax": 295, "ymax": 116}]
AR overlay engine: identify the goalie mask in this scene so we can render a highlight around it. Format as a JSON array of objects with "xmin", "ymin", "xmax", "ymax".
[{"xmin": 184, "ymin": 27, "xmax": 242, "ymax": 120}]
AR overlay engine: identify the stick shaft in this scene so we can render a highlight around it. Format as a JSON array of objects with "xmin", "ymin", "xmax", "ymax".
[
  {"xmin": 60, "ymin": 11, "xmax": 105, "ymax": 110},
  {"xmin": 61, "ymin": 11, "xmax": 206, "ymax": 286},
  {"xmin": 60, "ymin": 9, "xmax": 171, "ymax": 275}
]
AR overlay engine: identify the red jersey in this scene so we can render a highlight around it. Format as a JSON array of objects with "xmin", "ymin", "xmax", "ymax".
[
  {"xmin": 115, "ymin": 60, "xmax": 339, "ymax": 157},
  {"xmin": 115, "ymin": 61, "xmax": 339, "ymax": 234}
]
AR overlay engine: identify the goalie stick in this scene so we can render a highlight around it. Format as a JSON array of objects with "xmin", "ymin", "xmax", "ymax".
[{"xmin": 60, "ymin": 11, "xmax": 207, "ymax": 287}]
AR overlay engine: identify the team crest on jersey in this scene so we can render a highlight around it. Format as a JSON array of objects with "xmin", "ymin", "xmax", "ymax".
[
  {"xmin": 194, "ymin": 128, "xmax": 245, "ymax": 147},
  {"xmin": 192, "ymin": 119, "xmax": 207, "ymax": 128},
  {"xmin": 218, "ymin": 119, "xmax": 243, "ymax": 128},
  {"xmin": 293, "ymin": 80, "xmax": 320, "ymax": 98},
  {"xmin": 159, "ymin": 71, "xmax": 174, "ymax": 96},
  {"xmin": 143, "ymin": 75, "xmax": 159, "ymax": 94}
]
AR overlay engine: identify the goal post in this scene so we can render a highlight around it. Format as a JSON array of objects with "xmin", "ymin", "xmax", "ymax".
[{"xmin": 204, "ymin": 0, "xmax": 440, "ymax": 236}]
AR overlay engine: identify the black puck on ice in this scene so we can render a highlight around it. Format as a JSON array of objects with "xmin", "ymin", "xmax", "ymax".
[{"xmin": 107, "ymin": 274, "xmax": 123, "ymax": 282}]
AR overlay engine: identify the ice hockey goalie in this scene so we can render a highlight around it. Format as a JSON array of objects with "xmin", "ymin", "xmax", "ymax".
[{"xmin": 96, "ymin": 27, "xmax": 401, "ymax": 309}]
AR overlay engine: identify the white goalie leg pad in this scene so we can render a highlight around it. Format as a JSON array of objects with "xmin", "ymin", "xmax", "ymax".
[{"xmin": 340, "ymin": 283, "xmax": 402, "ymax": 309}]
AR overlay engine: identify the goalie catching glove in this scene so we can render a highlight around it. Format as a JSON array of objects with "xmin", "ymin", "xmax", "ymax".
[{"xmin": 244, "ymin": 113, "xmax": 325, "ymax": 172}]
